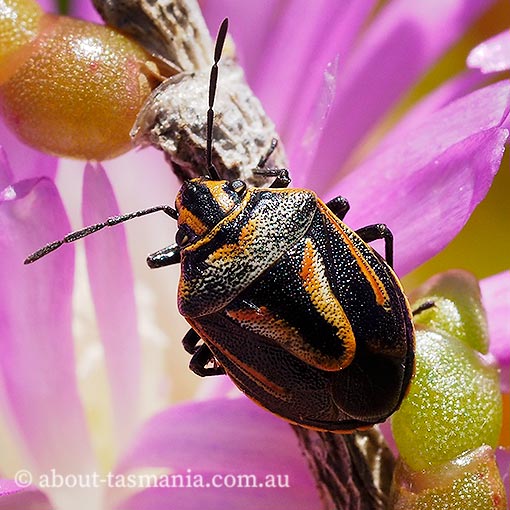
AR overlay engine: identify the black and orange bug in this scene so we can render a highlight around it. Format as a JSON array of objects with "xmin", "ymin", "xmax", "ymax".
[{"xmin": 25, "ymin": 19, "xmax": 415, "ymax": 432}]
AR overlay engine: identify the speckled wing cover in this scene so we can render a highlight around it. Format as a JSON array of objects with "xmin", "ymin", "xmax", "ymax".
[
  {"xmin": 178, "ymin": 188, "xmax": 317, "ymax": 316},
  {"xmin": 180, "ymin": 189, "xmax": 414, "ymax": 431}
]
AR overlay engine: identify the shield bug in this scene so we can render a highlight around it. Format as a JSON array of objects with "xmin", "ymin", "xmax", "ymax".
[{"xmin": 25, "ymin": 19, "xmax": 415, "ymax": 432}]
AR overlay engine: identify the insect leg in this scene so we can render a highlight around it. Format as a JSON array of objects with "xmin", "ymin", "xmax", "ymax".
[
  {"xmin": 252, "ymin": 138, "xmax": 290, "ymax": 188},
  {"xmin": 257, "ymin": 138, "xmax": 278, "ymax": 169},
  {"xmin": 182, "ymin": 328, "xmax": 200, "ymax": 354},
  {"xmin": 146, "ymin": 243, "xmax": 181, "ymax": 268},
  {"xmin": 326, "ymin": 196, "xmax": 350, "ymax": 221},
  {"xmin": 189, "ymin": 344, "xmax": 225, "ymax": 377},
  {"xmin": 253, "ymin": 167, "xmax": 291, "ymax": 188},
  {"xmin": 356, "ymin": 223, "xmax": 394, "ymax": 268},
  {"xmin": 269, "ymin": 168, "xmax": 291, "ymax": 188},
  {"xmin": 412, "ymin": 300, "xmax": 435, "ymax": 316}
]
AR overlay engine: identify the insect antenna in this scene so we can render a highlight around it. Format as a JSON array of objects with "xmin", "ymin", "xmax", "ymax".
[
  {"xmin": 205, "ymin": 18, "xmax": 229, "ymax": 180},
  {"xmin": 24, "ymin": 205, "xmax": 178, "ymax": 265}
]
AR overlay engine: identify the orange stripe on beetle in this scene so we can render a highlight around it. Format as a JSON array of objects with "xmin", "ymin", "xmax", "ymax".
[
  {"xmin": 226, "ymin": 304, "xmax": 338, "ymax": 369},
  {"xmin": 207, "ymin": 217, "xmax": 258, "ymax": 264},
  {"xmin": 176, "ymin": 206, "xmax": 208, "ymax": 236},
  {"xmin": 299, "ymin": 238, "xmax": 356, "ymax": 370},
  {"xmin": 319, "ymin": 202, "xmax": 391, "ymax": 310},
  {"xmin": 207, "ymin": 180, "xmax": 238, "ymax": 212}
]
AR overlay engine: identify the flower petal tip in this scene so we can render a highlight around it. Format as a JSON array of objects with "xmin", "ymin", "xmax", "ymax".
[{"xmin": 467, "ymin": 30, "xmax": 510, "ymax": 74}]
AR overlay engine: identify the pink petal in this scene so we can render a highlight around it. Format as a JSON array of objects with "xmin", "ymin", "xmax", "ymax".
[
  {"xmin": 377, "ymin": 421, "xmax": 398, "ymax": 457},
  {"xmin": 35, "ymin": 0, "xmax": 57, "ymax": 13},
  {"xmin": 245, "ymin": 0, "xmax": 374, "ymax": 146},
  {"xmin": 495, "ymin": 447, "xmax": 510, "ymax": 501},
  {"xmin": 468, "ymin": 30, "xmax": 510, "ymax": 74},
  {"xmin": 285, "ymin": 57, "xmax": 339, "ymax": 188},
  {"xmin": 480, "ymin": 271, "xmax": 510, "ymax": 393},
  {"xmin": 343, "ymin": 128, "xmax": 507, "ymax": 276},
  {"xmin": 0, "ymin": 119, "xmax": 57, "ymax": 181},
  {"xmin": 117, "ymin": 484, "xmax": 312, "ymax": 510},
  {"xmin": 203, "ymin": 0, "xmax": 374, "ymax": 185},
  {"xmin": 280, "ymin": 0, "xmax": 376, "ymax": 187},
  {"xmin": 194, "ymin": 375, "xmax": 238, "ymax": 400},
  {"xmin": 0, "ymin": 147, "xmax": 14, "ymax": 190},
  {"xmin": 343, "ymin": 81, "xmax": 510, "ymax": 196},
  {"xmin": 82, "ymin": 163, "xmax": 141, "ymax": 448},
  {"xmin": 308, "ymin": 0, "xmax": 495, "ymax": 186},
  {"xmin": 328, "ymin": 81, "xmax": 510, "ymax": 275},
  {"xmin": 0, "ymin": 178, "xmax": 94, "ymax": 474},
  {"xmin": 374, "ymin": 70, "xmax": 489, "ymax": 156},
  {"xmin": 201, "ymin": 0, "xmax": 279, "ymax": 78},
  {"xmin": 0, "ymin": 480, "xmax": 53, "ymax": 510},
  {"xmin": 69, "ymin": 0, "xmax": 103, "ymax": 22},
  {"xmin": 114, "ymin": 398, "xmax": 319, "ymax": 509}
]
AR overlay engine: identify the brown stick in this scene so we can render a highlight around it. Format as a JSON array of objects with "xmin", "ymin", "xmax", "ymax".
[{"xmin": 292, "ymin": 426, "xmax": 395, "ymax": 510}]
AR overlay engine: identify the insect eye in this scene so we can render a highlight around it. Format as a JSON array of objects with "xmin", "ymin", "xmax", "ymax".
[
  {"xmin": 229, "ymin": 180, "xmax": 246, "ymax": 196},
  {"xmin": 176, "ymin": 227, "xmax": 196, "ymax": 247}
]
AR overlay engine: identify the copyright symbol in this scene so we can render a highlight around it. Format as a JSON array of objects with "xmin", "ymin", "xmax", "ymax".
[{"xmin": 14, "ymin": 469, "xmax": 33, "ymax": 488}]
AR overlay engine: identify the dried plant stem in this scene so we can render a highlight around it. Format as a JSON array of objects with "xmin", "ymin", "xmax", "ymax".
[{"xmin": 293, "ymin": 426, "xmax": 395, "ymax": 510}]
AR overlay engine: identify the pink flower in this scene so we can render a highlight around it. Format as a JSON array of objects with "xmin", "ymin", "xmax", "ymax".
[
  {"xmin": 0, "ymin": 0, "xmax": 509, "ymax": 508},
  {"xmin": 468, "ymin": 29, "xmax": 510, "ymax": 74}
]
